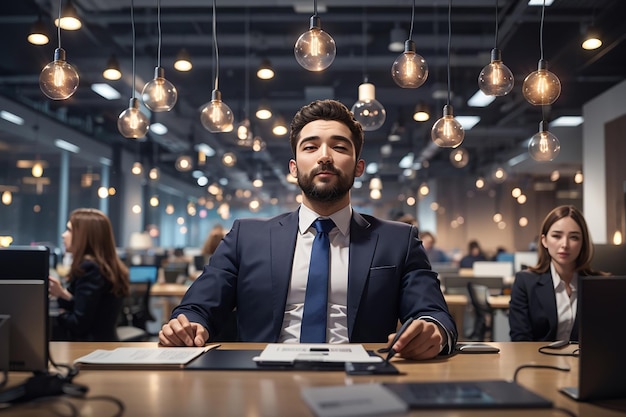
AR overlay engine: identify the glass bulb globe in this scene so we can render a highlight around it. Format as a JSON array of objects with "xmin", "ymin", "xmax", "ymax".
[
  {"xmin": 478, "ymin": 48, "xmax": 514, "ymax": 96},
  {"xmin": 200, "ymin": 90, "xmax": 234, "ymax": 133},
  {"xmin": 39, "ymin": 48, "xmax": 79, "ymax": 100},
  {"xmin": 117, "ymin": 98, "xmax": 150, "ymax": 138},
  {"xmin": 142, "ymin": 67, "xmax": 178, "ymax": 112},
  {"xmin": 431, "ymin": 105, "xmax": 465, "ymax": 148},
  {"xmin": 294, "ymin": 16, "xmax": 336, "ymax": 71},
  {"xmin": 450, "ymin": 147, "xmax": 469, "ymax": 168},
  {"xmin": 391, "ymin": 40, "xmax": 428, "ymax": 88},
  {"xmin": 522, "ymin": 59, "xmax": 561, "ymax": 105},
  {"xmin": 351, "ymin": 83, "xmax": 386, "ymax": 131},
  {"xmin": 528, "ymin": 121, "xmax": 560, "ymax": 162}
]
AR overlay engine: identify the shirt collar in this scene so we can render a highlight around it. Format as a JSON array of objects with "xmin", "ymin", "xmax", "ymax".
[
  {"xmin": 550, "ymin": 262, "xmax": 578, "ymax": 290},
  {"xmin": 298, "ymin": 203, "xmax": 351, "ymax": 236}
]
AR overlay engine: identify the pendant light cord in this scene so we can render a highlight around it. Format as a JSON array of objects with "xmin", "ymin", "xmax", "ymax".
[
  {"xmin": 361, "ymin": 8, "xmax": 368, "ymax": 83},
  {"xmin": 244, "ymin": 8, "xmax": 250, "ymax": 120},
  {"xmin": 131, "ymin": 0, "xmax": 136, "ymax": 98},
  {"xmin": 446, "ymin": 0, "xmax": 452, "ymax": 106},
  {"xmin": 539, "ymin": 0, "xmax": 546, "ymax": 60},
  {"xmin": 313, "ymin": 0, "xmax": 318, "ymax": 17},
  {"xmin": 212, "ymin": 0, "xmax": 220, "ymax": 91},
  {"xmin": 493, "ymin": 0, "xmax": 499, "ymax": 49},
  {"xmin": 409, "ymin": 0, "xmax": 415, "ymax": 40},
  {"xmin": 56, "ymin": 0, "xmax": 63, "ymax": 49},
  {"xmin": 157, "ymin": 0, "xmax": 162, "ymax": 67}
]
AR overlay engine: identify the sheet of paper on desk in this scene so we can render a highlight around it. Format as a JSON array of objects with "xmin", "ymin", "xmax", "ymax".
[
  {"xmin": 74, "ymin": 344, "xmax": 220, "ymax": 367},
  {"xmin": 301, "ymin": 384, "xmax": 408, "ymax": 417},
  {"xmin": 253, "ymin": 344, "xmax": 382, "ymax": 364}
]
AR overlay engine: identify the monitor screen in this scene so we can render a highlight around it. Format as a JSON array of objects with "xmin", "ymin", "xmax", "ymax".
[
  {"xmin": 0, "ymin": 244, "xmax": 50, "ymax": 373},
  {"xmin": 0, "ymin": 280, "xmax": 48, "ymax": 372},
  {"xmin": 129, "ymin": 265, "xmax": 159, "ymax": 283}
]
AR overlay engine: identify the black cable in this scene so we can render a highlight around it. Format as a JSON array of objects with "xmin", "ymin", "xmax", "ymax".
[
  {"xmin": 512, "ymin": 363, "xmax": 570, "ymax": 384},
  {"xmin": 538, "ymin": 341, "xmax": 580, "ymax": 357}
]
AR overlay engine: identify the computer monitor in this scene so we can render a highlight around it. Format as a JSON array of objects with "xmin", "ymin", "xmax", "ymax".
[
  {"xmin": 0, "ymin": 280, "xmax": 48, "ymax": 373},
  {"xmin": 129, "ymin": 265, "xmax": 159, "ymax": 283},
  {"xmin": 591, "ymin": 244, "xmax": 626, "ymax": 276}
]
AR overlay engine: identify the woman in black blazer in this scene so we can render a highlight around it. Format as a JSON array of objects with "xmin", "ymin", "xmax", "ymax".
[
  {"xmin": 509, "ymin": 205, "xmax": 606, "ymax": 342},
  {"xmin": 49, "ymin": 208, "xmax": 130, "ymax": 341}
]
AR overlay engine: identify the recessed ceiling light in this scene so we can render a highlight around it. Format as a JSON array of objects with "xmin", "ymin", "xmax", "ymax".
[
  {"xmin": 528, "ymin": 0, "xmax": 553, "ymax": 6},
  {"xmin": 0, "ymin": 110, "xmax": 24, "ymax": 125},
  {"xmin": 149, "ymin": 122, "xmax": 168, "ymax": 135},
  {"xmin": 549, "ymin": 116, "xmax": 583, "ymax": 127},
  {"xmin": 467, "ymin": 90, "xmax": 496, "ymax": 107},
  {"xmin": 455, "ymin": 116, "xmax": 481, "ymax": 130},
  {"xmin": 91, "ymin": 83, "xmax": 121, "ymax": 100}
]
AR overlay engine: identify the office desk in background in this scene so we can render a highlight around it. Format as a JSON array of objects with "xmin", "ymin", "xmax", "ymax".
[
  {"xmin": 149, "ymin": 283, "xmax": 509, "ymax": 334},
  {"xmin": 6, "ymin": 342, "xmax": 625, "ymax": 417}
]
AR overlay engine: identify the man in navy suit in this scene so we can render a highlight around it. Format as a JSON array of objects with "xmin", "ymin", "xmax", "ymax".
[{"xmin": 159, "ymin": 100, "xmax": 457, "ymax": 360}]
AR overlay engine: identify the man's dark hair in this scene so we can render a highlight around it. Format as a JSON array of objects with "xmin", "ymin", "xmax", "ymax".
[{"xmin": 289, "ymin": 99, "xmax": 364, "ymax": 159}]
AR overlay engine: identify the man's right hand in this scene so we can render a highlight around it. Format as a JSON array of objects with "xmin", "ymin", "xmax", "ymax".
[{"xmin": 158, "ymin": 313, "xmax": 209, "ymax": 347}]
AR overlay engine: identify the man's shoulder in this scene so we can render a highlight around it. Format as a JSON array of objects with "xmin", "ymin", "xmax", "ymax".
[
  {"xmin": 354, "ymin": 212, "xmax": 414, "ymax": 232},
  {"xmin": 235, "ymin": 211, "xmax": 293, "ymax": 225}
]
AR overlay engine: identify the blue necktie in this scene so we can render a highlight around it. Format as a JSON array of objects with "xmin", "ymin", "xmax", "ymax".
[{"xmin": 300, "ymin": 218, "xmax": 335, "ymax": 343}]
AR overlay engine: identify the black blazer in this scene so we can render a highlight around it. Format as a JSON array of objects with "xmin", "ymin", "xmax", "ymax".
[
  {"xmin": 173, "ymin": 209, "xmax": 458, "ymax": 348},
  {"xmin": 508, "ymin": 270, "xmax": 579, "ymax": 342},
  {"xmin": 54, "ymin": 260, "xmax": 123, "ymax": 342}
]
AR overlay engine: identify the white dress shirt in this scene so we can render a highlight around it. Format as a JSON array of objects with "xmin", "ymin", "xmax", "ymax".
[
  {"xmin": 550, "ymin": 262, "xmax": 578, "ymax": 341},
  {"xmin": 279, "ymin": 204, "xmax": 352, "ymax": 343}
]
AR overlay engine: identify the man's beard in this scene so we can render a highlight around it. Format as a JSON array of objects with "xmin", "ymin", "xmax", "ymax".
[{"xmin": 297, "ymin": 163, "xmax": 355, "ymax": 203}]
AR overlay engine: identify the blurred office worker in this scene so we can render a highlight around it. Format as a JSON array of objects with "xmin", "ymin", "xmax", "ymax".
[
  {"xmin": 509, "ymin": 205, "xmax": 607, "ymax": 342},
  {"xmin": 49, "ymin": 208, "xmax": 130, "ymax": 341}
]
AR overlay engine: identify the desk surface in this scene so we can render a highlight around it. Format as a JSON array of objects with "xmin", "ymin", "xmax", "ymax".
[{"xmin": 6, "ymin": 342, "xmax": 625, "ymax": 417}]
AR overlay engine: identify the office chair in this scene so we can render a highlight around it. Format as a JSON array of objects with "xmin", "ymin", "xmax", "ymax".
[
  {"xmin": 466, "ymin": 282, "xmax": 494, "ymax": 341},
  {"xmin": 117, "ymin": 281, "xmax": 157, "ymax": 342}
]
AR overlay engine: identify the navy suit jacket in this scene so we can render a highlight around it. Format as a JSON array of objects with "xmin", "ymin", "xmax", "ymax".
[
  {"xmin": 173, "ymin": 209, "xmax": 457, "ymax": 347},
  {"xmin": 508, "ymin": 270, "xmax": 579, "ymax": 342}
]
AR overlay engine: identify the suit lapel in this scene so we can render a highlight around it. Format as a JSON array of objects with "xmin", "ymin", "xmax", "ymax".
[
  {"xmin": 346, "ymin": 212, "xmax": 376, "ymax": 338},
  {"xmin": 536, "ymin": 272, "xmax": 558, "ymax": 337},
  {"xmin": 269, "ymin": 210, "xmax": 299, "ymax": 338}
]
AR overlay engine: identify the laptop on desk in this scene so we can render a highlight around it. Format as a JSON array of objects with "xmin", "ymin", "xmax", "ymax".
[
  {"xmin": 383, "ymin": 380, "xmax": 552, "ymax": 409},
  {"xmin": 129, "ymin": 265, "xmax": 159, "ymax": 283},
  {"xmin": 560, "ymin": 275, "xmax": 626, "ymax": 401}
]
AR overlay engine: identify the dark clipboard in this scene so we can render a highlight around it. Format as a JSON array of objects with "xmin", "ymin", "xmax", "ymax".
[{"xmin": 185, "ymin": 349, "xmax": 395, "ymax": 372}]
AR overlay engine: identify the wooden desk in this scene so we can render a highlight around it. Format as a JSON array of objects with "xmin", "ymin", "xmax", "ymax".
[
  {"xmin": 6, "ymin": 342, "xmax": 625, "ymax": 416},
  {"xmin": 444, "ymin": 294, "xmax": 510, "ymax": 337}
]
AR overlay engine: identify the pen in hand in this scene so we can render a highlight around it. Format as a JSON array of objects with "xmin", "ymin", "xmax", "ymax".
[{"xmin": 385, "ymin": 317, "xmax": 415, "ymax": 363}]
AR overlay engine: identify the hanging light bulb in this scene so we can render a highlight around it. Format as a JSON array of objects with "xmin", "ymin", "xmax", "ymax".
[
  {"xmin": 450, "ymin": 147, "xmax": 469, "ymax": 168},
  {"xmin": 148, "ymin": 167, "xmax": 159, "ymax": 180},
  {"xmin": 118, "ymin": 98, "xmax": 150, "ymax": 139},
  {"xmin": 431, "ymin": 105, "xmax": 464, "ymax": 148},
  {"xmin": 523, "ymin": 59, "xmax": 561, "ymax": 105},
  {"xmin": 237, "ymin": 118, "xmax": 251, "ymax": 140},
  {"xmin": 391, "ymin": 40, "xmax": 428, "ymax": 88},
  {"xmin": 351, "ymin": 82, "xmax": 386, "ymax": 131},
  {"xmin": 256, "ymin": 58, "xmax": 275, "ymax": 80},
  {"xmin": 201, "ymin": 90, "xmax": 234, "ymax": 133},
  {"xmin": 294, "ymin": 13, "xmax": 336, "ymax": 71},
  {"xmin": 478, "ymin": 48, "xmax": 514, "ymax": 96},
  {"xmin": 528, "ymin": 120, "xmax": 560, "ymax": 161},
  {"xmin": 142, "ymin": 67, "xmax": 178, "ymax": 112},
  {"xmin": 201, "ymin": 0, "xmax": 234, "ymax": 132},
  {"xmin": 40, "ymin": 48, "xmax": 79, "ymax": 100}
]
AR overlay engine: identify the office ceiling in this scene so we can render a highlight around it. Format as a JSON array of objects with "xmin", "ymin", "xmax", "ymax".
[{"xmin": 0, "ymin": 0, "xmax": 624, "ymax": 208}]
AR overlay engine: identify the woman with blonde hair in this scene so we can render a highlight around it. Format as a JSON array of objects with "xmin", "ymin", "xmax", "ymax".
[
  {"xmin": 49, "ymin": 208, "xmax": 129, "ymax": 341},
  {"xmin": 509, "ymin": 205, "xmax": 607, "ymax": 342}
]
